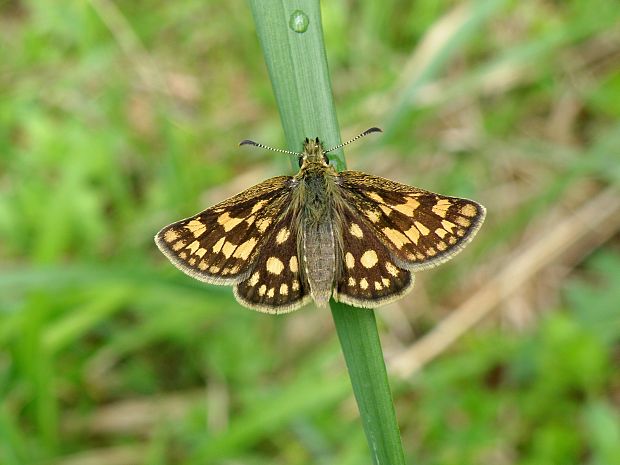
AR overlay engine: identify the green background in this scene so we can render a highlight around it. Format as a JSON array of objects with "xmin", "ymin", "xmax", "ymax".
[{"xmin": 1, "ymin": 0, "xmax": 620, "ymax": 464}]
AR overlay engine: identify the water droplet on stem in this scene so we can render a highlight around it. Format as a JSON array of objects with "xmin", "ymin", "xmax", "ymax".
[{"xmin": 289, "ymin": 10, "xmax": 309, "ymax": 33}]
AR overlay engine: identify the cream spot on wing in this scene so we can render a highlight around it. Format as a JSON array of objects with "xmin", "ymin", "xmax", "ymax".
[
  {"xmin": 217, "ymin": 212, "xmax": 244, "ymax": 232},
  {"xmin": 222, "ymin": 267, "xmax": 231, "ymax": 275},
  {"xmin": 212, "ymin": 237, "xmax": 225, "ymax": 253},
  {"xmin": 256, "ymin": 217, "xmax": 272, "ymax": 233},
  {"xmin": 368, "ymin": 192, "xmax": 384, "ymax": 203},
  {"xmin": 349, "ymin": 223, "xmax": 364, "ymax": 239},
  {"xmin": 179, "ymin": 252, "xmax": 187, "ymax": 259},
  {"xmin": 186, "ymin": 240, "xmax": 200, "ymax": 255},
  {"xmin": 381, "ymin": 277, "xmax": 390, "ymax": 287},
  {"xmin": 374, "ymin": 281, "xmax": 382, "ymax": 291},
  {"xmin": 345, "ymin": 252, "xmax": 355, "ymax": 269},
  {"xmin": 393, "ymin": 197, "xmax": 420, "ymax": 216},
  {"xmin": 163, "ymin": 229, "xmax": 179, "ymax": 243},
  {"xmin": 456, "ymin": 228, "xmax": 466, "ymax": 237},
  {"xmin": 426, "ymin": 247, "xmax": 437, "ymax": 257},
  {"xmin": 460, "ymin": 203, "xmax": 478, "ymax": 217},
  {"xmin": 266, "ymin": 257, "xmax": 284, "ymax": 275},
  {"xmin": 441, "ymin": 220, "xmax": 457, "ymax": 234},
  {"xmin": 198, "ymin": 260, "xmax": 208, "ymax": 271},
  {"xmin": 385, "ymin": 262, "xmax": 399, "ymax": 277},
  {"xmin": 393, "ymin": 204, "xmax": 412, "ymax": 216},
  {"xmin": 209, "ymin": 265, "xmax": 220, "ymax": 273},
  {"xmin": 229, "ymin": 265, "xmax": 240, "ymax": 274},
  {"xmin": 404, "ymin": 226, "xmax": 420, "ymax": 245},
  {"xmin": 365, "ymin": 210, "xmax": 381, "ymax": 223},
  {"xmin": 383, "ymin": 227, "xmax": 411, "ymax": 249},
  {"xmin": 406, "ymin": 197, "xmax": 421, "ymax": 208},
  {"xmin": 276, "ymin": 227, "xmax": 290, "ymax": 244},
  {"xmin": 267, "ymin": 287, "xmax": 275, "ymax": 298},
  {"xmin": 189, "ymin": 257, "xmax": 196, "ymax": 266},
  {"xmin": 251, "ymin": 200, "xmax": 268, "ymax": 214},
  {"xmin": 431, "ymin": 199, "xmax": 451, "ymax": 218},
  {"xmin": 359, "ymin": 278, "xmax": 369, "ymax": 290},
  {"xmin": 185, "ymin": 220, "xmax": 207, "ymax": 238},
  {"xmin": 414, "ymin": 221, "xmax": 430, "ymax": 236},
  {"xmin": 195, "ymin": 248, "xmax": 207, "ymax": 258},
  {"xmin": 415, "ymin": 252, "xmax": 425, "ymax": 260},
  {"xmin": 249, "ymin": 271, "xmax": 260, "ymax": 286},
  {"xmin": 379, "ymin": 205, "xmax": 392, "ymax": 215},
  {"xmin": 289, "ymin": 256, "xmax": 298, "ymax": 273},
  {"xmin": 435, "ymin": 228, "xmax": 448, "ymax": 239},
  {"xmin": 221, "ymin": 241, "xmax": 236, "ymax": 259},
  {"xmin": 280, "ymin": 283, "xmax": 288, "ymax": 295},
  {"xmin": 360, "ymin": 250, "xmax": 378, "ymax": 269},
  {"xmin": 172, "ymin": 240, "xmax": 187, "ymax": 251},
  {"xmin": 245, "ymin": 215, "xmax": 256, "ymax": 226},
  {"xmin": 348, "ymin": 277, "xmax": 356, "ymax": 287},
  {"xmin": 292, "ymin": 280, "xmax": 300, "ymax": 291},
  {"xmin": 455, "ymin": 216, "xmax": 471, "ymax": 227},
  {"xmin": 448, "ymin": 236, "xmax": 457, "ymax": 245},
  {"xmin": 437, "ymin": 241, "xmax": 448, "ymax": 251},
  {"xmin": 233, "ymin": 237, "xmax": 258, "ymax": 260},
  {"xmin": 259, "ymin": 284, "xmax": 267, "ymax": 296}
]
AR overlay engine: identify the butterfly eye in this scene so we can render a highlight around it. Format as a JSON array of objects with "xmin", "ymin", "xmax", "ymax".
[
  {"xmin": 323, "ymin": 154, "xmax": 329, "ymax": 164},
  {"xmin": 298, "ymin": 156, "xmax": 304, "ymax": 167},
  {"xmin": 315, "ymin": 137, "xmax": 319, "ymax": 144},
  {"xmin": 304, "ymin": 137, "xmax": 309, "ymax": 144}
]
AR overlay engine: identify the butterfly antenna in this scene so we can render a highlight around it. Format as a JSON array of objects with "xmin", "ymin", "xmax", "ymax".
[
  {"xmin": 239, "ymin": 139, "xmax": 301, "ymax": 156},
  {"xmin": 324, "ymin": 127, "xmax": 382, "ymax": 153}
]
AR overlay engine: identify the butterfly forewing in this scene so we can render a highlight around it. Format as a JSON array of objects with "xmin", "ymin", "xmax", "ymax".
[
  {"xmin": 155, "ymin": 176, "xmax": 293, "ymax": 284},
  {"xmin": 234, "ymin": 207, "xmax": 311, "ymax": 314},
  {"xmin": 338, "ymin": 171, "xmax": 486, "ymax": 271},
  {"xmin": 333, "ymin": 204, "xmax": 414, "ymax": 308}
]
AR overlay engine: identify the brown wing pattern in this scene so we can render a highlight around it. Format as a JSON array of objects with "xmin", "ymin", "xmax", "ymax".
[
  {"xmin": 337, "ymin": 171, "xmax": 486, "ymax": 271},
  {"xmin": 333, "ymin": 204, "xmax": 414, "ymax": 308},
  {"xmin": 155, "ymin": 176, "xmax": 294, "ymax": 285}
]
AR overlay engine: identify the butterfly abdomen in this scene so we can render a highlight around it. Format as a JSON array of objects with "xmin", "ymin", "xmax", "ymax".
[
  {"xmin": 302, "ymin": 219, "xmax": 335, "ymax": 307},
  {"xmin": 299, "ymin": 167, "xmax": 337, "ymax": 307}
]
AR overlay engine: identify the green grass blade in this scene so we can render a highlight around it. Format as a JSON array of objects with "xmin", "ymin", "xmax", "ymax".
[
  {"xmin": 248, "ymin": 0, "xmax": 345, "ymax": 170},
  {"xmin": 331, "ymin": 301, "xmax": 407, "ymax": 465},
  {"xmin": 247, "ymin": 1, "xmax": 406, "ymax": 464}
]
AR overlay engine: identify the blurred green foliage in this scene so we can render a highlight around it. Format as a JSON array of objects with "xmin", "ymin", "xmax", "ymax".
[{"xmin": 1, "ymin": 0, "xmax": 619, "ymax": 464}]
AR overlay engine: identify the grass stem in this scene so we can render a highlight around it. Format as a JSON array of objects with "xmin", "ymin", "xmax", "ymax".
[{"xmin": 247, "ymin": 1, "xmax": 406, "ymax": 463}]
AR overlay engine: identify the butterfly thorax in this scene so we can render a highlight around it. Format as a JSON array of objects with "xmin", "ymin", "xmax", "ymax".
[{"xmin": 293, "ymin": 139, "xmax": 339, "ymax": 307}]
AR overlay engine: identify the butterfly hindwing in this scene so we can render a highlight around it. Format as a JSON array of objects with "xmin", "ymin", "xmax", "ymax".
[
  {"xmin": 234, "ymin": 207, "xmax": 311, "ymax": 314},
  {"xmin": 338, "ymin": 171, "xmax": 486, "ymax": 271},
  {"xmin": 333, "ymin": 204, "xmax": 414, "ymax": 308},
  {"xmin": 155, "ymin": 176, "xmax": 293, "ymax": 284}
]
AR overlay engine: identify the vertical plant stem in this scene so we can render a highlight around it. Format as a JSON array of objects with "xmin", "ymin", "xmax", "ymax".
[{"xmin": 247, "ymin": 1, "xmax": 406, "ymax": 464}]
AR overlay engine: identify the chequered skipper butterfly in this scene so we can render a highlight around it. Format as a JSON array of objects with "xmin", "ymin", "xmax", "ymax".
[{"xmin": 155, "ymin": 128, "xmax": 486, "ymax": 313}]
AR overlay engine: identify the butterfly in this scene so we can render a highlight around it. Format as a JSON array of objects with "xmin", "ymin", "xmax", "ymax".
[{"xmin": 155, "ymin": 128, "xmax": 486, "ymax": 314}]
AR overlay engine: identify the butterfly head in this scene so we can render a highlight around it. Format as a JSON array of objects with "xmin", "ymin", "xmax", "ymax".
[{"xmin": 299, "ymin": 137, "xmax": 329, "ymax": 168}]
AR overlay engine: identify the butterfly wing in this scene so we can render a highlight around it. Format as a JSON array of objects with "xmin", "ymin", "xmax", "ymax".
[
  {"xmin": 332, "ymin": 204, "xmax": 415, "ymax": 308},
  {"xmin": 337, "ymin": 171, "xmax": 486, "ymax": 271},
  {"xmin": 233, "ymin": 207, "xmax": 311, "ymax": 314},
  {"xmin": 155, "ymin": 176, "xmax": 294, "ymax": 285}
]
